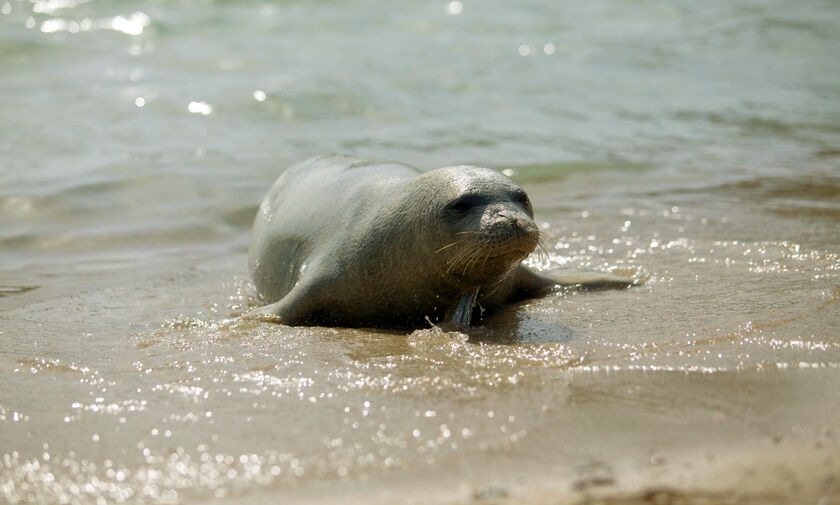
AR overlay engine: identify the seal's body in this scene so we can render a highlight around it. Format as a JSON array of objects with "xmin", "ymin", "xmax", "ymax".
[{"xmin": 248, "ymin": 155, "xmax": 630, "ymax": 328}]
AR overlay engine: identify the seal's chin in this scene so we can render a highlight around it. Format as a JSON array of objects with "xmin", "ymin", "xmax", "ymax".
[
  {"xmin": 445, "ymin": 239, "xmax": 537, "ymax": 282},
  {"xmin": 482, "ymin": 243, "xmax": 535, "ymax": 269},
  {"xmin": 486, "ymin": 245, "xmax": 533, "ymax": 262}
]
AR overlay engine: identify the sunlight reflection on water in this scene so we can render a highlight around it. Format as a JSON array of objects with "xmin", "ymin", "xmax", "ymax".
[{"xmin": 2, "ymin": 0, "xmax": 840, "ymax": 502}]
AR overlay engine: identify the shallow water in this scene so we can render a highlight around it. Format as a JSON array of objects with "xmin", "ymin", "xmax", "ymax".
[{"xmin": 2, "ymin": 0, "xmax": 840, "ymax": 503}]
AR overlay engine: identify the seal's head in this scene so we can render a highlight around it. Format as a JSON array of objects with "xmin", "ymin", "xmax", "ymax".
[{"xmin": 419, "ymin": 166, "xmax": 540, "ymax": 285}]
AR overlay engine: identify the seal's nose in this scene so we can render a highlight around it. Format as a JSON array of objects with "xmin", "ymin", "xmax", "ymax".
[
  {"xmin": 482, "ymin": 205, "xmax": 540, "ymax": 255},
  {"xmin": 490, "ymin": 205, "xmax": 538, "ymax": 229}
]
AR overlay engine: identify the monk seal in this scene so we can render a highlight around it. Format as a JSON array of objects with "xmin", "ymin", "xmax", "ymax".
[{"xmin": 247, "ymin": 154, "xmax": 631, "ymax": 328}]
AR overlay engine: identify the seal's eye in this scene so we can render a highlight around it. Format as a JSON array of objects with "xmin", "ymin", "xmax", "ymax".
[
  {"xmin": 445, "ymin": 196, "xmax": 475, "ymax": 214},
  {"xmin": 515, "ymin": 192, "xmax": 531, "ymax": 209}
]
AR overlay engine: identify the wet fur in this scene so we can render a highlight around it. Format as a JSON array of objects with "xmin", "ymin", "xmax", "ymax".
[{"xmin": 247, "ymin": 155, "xmax": 631, "ymax": 328}]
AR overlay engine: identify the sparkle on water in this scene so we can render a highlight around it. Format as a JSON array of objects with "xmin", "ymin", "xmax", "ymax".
[{"xmin": 2, "ymin": 0, "xmax": 840, "ymax": 503}]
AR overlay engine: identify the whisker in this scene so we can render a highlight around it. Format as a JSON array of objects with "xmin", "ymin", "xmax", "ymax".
[
  {"xmin": 460, "ymin": 243, "xmax": 486, "ymax": 271},
  {"xmin": 450, "ymin": 241, "xmax": 479, "ymax": 261},
  {"xmin": 481, "ymin": 243, "xmax": 495, "ymax": 268},
  {"xmin": 435, "ymin": 240, "xmax": 467, "ymax": 254},
  {"xmin": 447, "ymin": 241, "xmax": 483, "ymax": 273},
  {"xmin": 465, "ymin": 243, "xmax": 491, "ymax": 274},
  {"xmin": 448, "ymin": 241, "xmax": 480, "ymax": 274},
  {"xmin": 535, "ymin": 234, "xmax": 550, "ymax": 264}
]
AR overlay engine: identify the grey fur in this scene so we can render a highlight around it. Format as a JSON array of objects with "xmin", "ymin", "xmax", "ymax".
[{"xmin": 247, "ymin": 155, "xmax": 631, "ymax": 328}]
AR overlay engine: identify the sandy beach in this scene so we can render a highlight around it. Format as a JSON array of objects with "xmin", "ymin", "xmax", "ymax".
[{"xmin": 2, "ymin": 1, "xmax": 839, "ymax": 503}]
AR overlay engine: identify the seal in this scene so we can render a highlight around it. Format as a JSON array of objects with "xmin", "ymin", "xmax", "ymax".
[{"xmin": 247, "ymin": 154, "xmax": 631, "ymax": 328}]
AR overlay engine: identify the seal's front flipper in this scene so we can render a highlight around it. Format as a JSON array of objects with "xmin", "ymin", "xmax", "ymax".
[
  {"xmin": 441, "ymin": 289, "xmax": 479, "ymax": 329},
  {"xmin": 547, "ymin": 269, "xmax": 634, "ymax": 289},
  {"xmin": 515, "ymin": 266, "xmax": 633, "ymax": 298},
  {"xmin": 243, "ymin": 301, "xmax": 289, "ymax": 323},
  {"xmin": 242, "ymin": 285, "xmax": 319, "ymax": 325}
]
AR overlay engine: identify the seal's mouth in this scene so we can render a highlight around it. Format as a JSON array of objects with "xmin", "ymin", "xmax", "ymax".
[
  {"xmin": 440, "ymin": 236, "xmax": 538, "ymax": 279},
  {"xmin": 484, "ymin": 245, "xmax": 533, "ymax": 261},
  {"xmin": 437, "ymin": 216, "xmax": 541, "ymax": 278},
  {"xmin": 487, "ymin": 228, "xmax": 540, "ymax": 258}
]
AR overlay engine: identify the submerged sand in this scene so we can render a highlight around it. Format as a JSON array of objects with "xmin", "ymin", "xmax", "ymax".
[
  {"xmin": 2, "ymin": 167, "xmax": 839, "ymax": 504},
  {"xmin": 3, "ymin": 0, "xmax": 840, "ymax": 501}
]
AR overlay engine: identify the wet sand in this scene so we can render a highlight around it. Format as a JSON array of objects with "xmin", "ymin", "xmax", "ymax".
[
  {"xmin": 3, "ymin": 0, "xmax": 840, "ymax": 502},
  {"xmin": 3, "ymin": 166, "xmax": 839, "ymax": 504}
]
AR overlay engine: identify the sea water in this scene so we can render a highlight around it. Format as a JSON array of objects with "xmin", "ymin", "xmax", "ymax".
[{"xmin": 2, "ymin": 0, "xmax": 840, "ymax": 503}]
